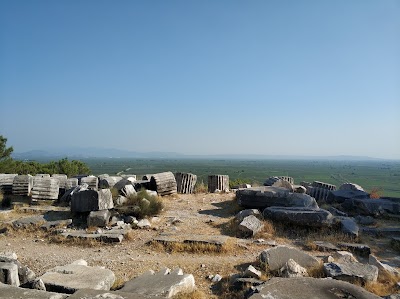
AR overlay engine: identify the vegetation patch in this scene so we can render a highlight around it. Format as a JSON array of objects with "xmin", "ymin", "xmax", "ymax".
[{"xmin": 123, "ymin": 189, "xmax": 164, "ymax": 219}]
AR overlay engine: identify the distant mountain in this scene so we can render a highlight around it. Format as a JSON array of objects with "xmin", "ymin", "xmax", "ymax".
[
  {"xmin": 11, "ymin": 147, "xmax": 393, "ymax": 161},
  {"xmin": 12, "ymin": 147, "xmax": 184, "ymax": 160}
]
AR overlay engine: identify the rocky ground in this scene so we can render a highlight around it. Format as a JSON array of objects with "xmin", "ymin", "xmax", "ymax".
[{"xmin": 1, "ymin": 192, "xmax": 399, "ymax": 298}]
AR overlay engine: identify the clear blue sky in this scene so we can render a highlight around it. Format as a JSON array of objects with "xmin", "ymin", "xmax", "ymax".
[{"xmin": 1, "ymin": 1, "xmax": 399, "ymax": 159}]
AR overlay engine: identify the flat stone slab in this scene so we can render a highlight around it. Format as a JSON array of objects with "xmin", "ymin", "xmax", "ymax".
[
  {"xmin": 312, "ymin": 241, "xmax": 340, "ymax": 252},
  {"xmin": 323, "ymin": 262, "xmax": 378, "ymax": 283},
  {"xmin": 237, "ymin": 187, "xmax": 318, "ymax": 209},
  {"xmin": 120, "ymin": 268, "xmax": 195, "ymax": 298},
  {"xmin": 362, "ymin": 227, "xmax": 400, "ymax": 238},
  {"xmin": 263, "ymin": 207, "xmax": 333, "ymax": 227},
  {"xmin": 248, "ymin": 277, "xmax": 381, "ymax": 299},
  {"xmin": 39, "ymin": 262, "xmax": 115, "ymax": 294},
  {"xmin": 259, "ymin": 245, "xmax": 320, "ymax": 271},
  {"xmin": 0, "ymin": 283, "xmax": 68, "ymax": 299},
  {"xmin": 68, "ymin": 289, "xmax": 159, "ymax": 299},
  {"xmin": 12, "ymin": 215, "xmax": 46, "ymax": 228},
  {"xmin": 338, "ymin": 243, "xmax": 371, "ymax": 257}
]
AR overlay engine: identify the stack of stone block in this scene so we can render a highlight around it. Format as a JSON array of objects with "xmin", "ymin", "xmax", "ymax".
[
  {"xmin": 12, "ymin": 175, "xmax": 34, "ymax": 196},
  {"xmin": 81, "ymin": 175, "xmax": 98, "ymax": 190},
  {"xmin": 0, "ymin": 174, "xmax": 17, "ymax": 194},
  {"xmin": 306, "ymin": 181, "xmax": 337, "ymax": 201},
  {"xmin": 31, "ymin": 177, "xmax": 60, "ymax": 201},
  {"xmin": 208, "ymin": 175, "xmax": 229, "ymax": 193},
  {"xmin": 66, "ymin": 178, "xmax": 79, "ymax": 189}
]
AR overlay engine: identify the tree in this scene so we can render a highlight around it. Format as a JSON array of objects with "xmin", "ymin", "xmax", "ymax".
[{"xmin": 0, "ymin": 135, "xmax": 13, "ymax": 161}]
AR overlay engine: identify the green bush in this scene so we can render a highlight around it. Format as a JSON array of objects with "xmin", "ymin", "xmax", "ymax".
[{"xmin": 125, "ymin": 189, "xmax": 163, "ymax": 219}]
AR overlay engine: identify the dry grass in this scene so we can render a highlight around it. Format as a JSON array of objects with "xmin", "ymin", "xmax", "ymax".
[
  {"xmin": 48, "ymin": 234, "xmax": 101, "ymax": 247},
  {"xmin": 306, "ymin": 263, "xmax": 325, "ymax": 278},
  {"xmin": 194, "ymin": 181, "xmax": 208, "ymax": 194},
  {"xmin": 149, "ymin": 238, "xmax": 236, "ymax": 254},
  {"xmin": 124, "ymin": 189, "xmax": 164, "ymax": 219},
  {"xmin": 364, "ymin": 271, "xmax": 400, "ymax": 296},
  {"xmin": 111, "ymin": 276, "xmax": 126, "ymax": 291},
  {"xmin": 369, "ymin": 187, "xmax": 383, "ymax": 199},
  {"xmin": 172, "ymin": 290, "xmax": 208, "ymax": 299}
]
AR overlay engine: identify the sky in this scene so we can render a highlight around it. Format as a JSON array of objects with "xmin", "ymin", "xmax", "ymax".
[{"xmin": 0, "ymin": 1, "xmax": 399, "ymax": 159}]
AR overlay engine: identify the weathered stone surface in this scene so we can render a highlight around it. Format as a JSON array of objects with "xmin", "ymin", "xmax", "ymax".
[
  {"xmin": 339, "ymin": 183, "xmax": 365, "ymax": 192},
  {"xmin": 208, "ymin": 175, "xmax": 229, "ymax": 193},
  {"xmin": 244, "ymin": 265, "xmax": 262, "ymax": 279},
  {"xmin": 355, "ymin": 215, "xmax": 376, "ymax": 225},
  {"xmin": 333, "ymin": 251, "xmax": 358, "ymax": 263},
  {"xmin": 65, "ymin": 178, "xmax": 78, "ymax": 189},
  {"xmin": 328, "ymin": 206, "xmax": 348, "ymax": 217},
  {"xmin": 0, "ymin": 262, "xmax": 20, "ymax": 286},
  {"xmin": 338, "ymin": 243, "xmax": 371, "ymax": 257},
  {"xmin": 0, "ymin": 252, "xmax": 18, "ymax": 263},
  {"xmin": 137, "ymin": 219, "xmax": 151, "ymax": 229},
  {"xmin": 71, "ymin": 189, "xmax": 113, "ymax": 213},
  {"xmin": 306, "ymin": 181, "xmax": 337, "ymax": 202},
  {"xmin": 61, "ymin": 231, "xmax": 124, "ymax": 243},
  {"xmin": 12, "ymin": 174, "xmax": 33, "ymax": 196},
  {"xmin": 327, "ymin": 189, "xmax": 369, "ymax": 204},
  {"xmin": 0, "ymin": 174, "xmax": 17, "ymax": 194},
  {"xmin": 264, "ymin": 176, "xmax": 294, "ymax": 186},
  {"xmin": 98, "ymin": 176, "xmax": 122, "ymax": 189},
  {"xmin": 263, "ymin": 207, "xmax": 333, "ymax": 227},
  {"xmin": 39, "ymin": 262, "xmax": 115, "ymax": 294},
  {"xmin": 68, "ymin": 289, "xmax": 159, "ymax": 299},
  {"xmin": 248, "ymin": 277, "xmax": 381, "ymax": 299},
  {"xmin": 369, "ymin": 254, "xmax": 399, "ymax": 277},
  {"xmin": 175, "ymin": 172, "xmax": 197, "ymax": 194},
  {"xmin": 259, "ymin": 245, "xmax": 320, "ymax": 271},
  {"xmin": 120, "ymin": 268, "xmax": 195, "ymax": 298},
  {"xmin": 51, "ymin": 174, "xmax": 68, "ymax": 190},
  {"xmin": 342, "ymin": 197, "xmax": 400, "ymax": 216},
  {"xmin": 235, "ymin": 209, "xmax": 263, "ymax": 222},
  {"xmin": 323, "ymin": 262, "xmax": 378, "ymax": 283},
  {"xmin": 148, "ymin": 172, "xmax": 177, "ymax": 196},
  {"xmin": 337, "ymin": 217, "xmax": 359, "ymax": 237},
  {"xmin": 312, "ymin": 241, "xmax": 339, "ymax": 252},
  {"xmin": 237, "ymin": 187, "xmax": 318, "ymax": 209},
  {"xmin": 0, "ymin": 283, "xmax": 68, "ymax": 299},
  {"xmin": 121, "ymin": 184, "xmax": 136, "ymax": 198},
  {"xmin": 12, "ymin": 215, "xmax": 46, "ymax": 228},
  {"xmin": 238, "ymin": 215, "xmax": 264, "ymax": 237},
  {"xmin": 31, "ymin": 177, "xmax": 60, "ymax": 201},
  {"xmin": 279, "ymin": 258, "xmax": 309, "ymax": 278},
  {"xmin": 80, "ymin": 176, "xmax": 98, "ymax": 190},
  {"xmin": 32, "ymin": 278, "xmax": 46, "ymax": 291},
  {"xmin": 87, "ymin": 210, "xmax": 111, "ymax": 227}
]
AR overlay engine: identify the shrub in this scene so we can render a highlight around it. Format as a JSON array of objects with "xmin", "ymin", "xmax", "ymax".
[
  {"xmin": 0, "ymin": 191, "xmax": 11, "ymax": 208},
  {"xmin": 124, "ymin": 189, "xmax": 163, "ymax": 219},
  {"xmin": 370, "ymin": 187, "xmax": 383, "ymax": 199},
  {"xmin": 194, "ymin": 181, "xmax": 208, "ymax": 193}
]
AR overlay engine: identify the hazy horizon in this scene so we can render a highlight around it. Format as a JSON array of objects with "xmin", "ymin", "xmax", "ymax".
[{"xmin": 1, "ymin": 1, "xmax": 399, "ymax": 159}]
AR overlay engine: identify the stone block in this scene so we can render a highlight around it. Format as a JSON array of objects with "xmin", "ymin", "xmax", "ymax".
[
  {"xmin": 323, "ymin": 262, "xmax": 378, "ymax": 283},
  {"xmin": 39, "ymin": 262, "xmax": 115, "ymax": 294},
  {"xmin": 87, "ymin": 210, "xmax": 111, "ymax": 227},
  {"xmin": 259, "ymin": 245, "xmax": 320, "ymax": 271},
  {"xmin": 120, "ymin": 268, "xmax": 195, "ymax": 298},
  {"xmin": 71, "ymin": 189, "xmax": 113, "ymax": 213},
  {"xmin": 0, "ymin": 262, "xmax": 20, "ymax": 286}
]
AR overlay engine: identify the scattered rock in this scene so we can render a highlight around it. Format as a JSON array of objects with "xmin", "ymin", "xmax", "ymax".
[
  {"xmin": 87, "ymin": 210, "xmax": 111, "ymax": 227},
  {"xmin": 0, "ymin": 262, "xmax": 20, "ymax": 286},
  {"xmin": 248, "ymin": 277, "xmax": 381, "ymax": 299},
  {"xmin": 337, "ymin": 217, "xmax": 359, "ymax": 237},
  {"xmin": 355, "ymin": 215, "xmax": 376, "ymax": 225},
  {"xmin": 338, "ymin": 243, "xmax": 371, "ymax": 257},
  {"xmin": 259, "ymin": 245, "xmax": 320, "ymax": 271},
  {"xmin": 328, "ymin": 207, "xmax": 348, "ymax": 217},
  {"xmin": 333, "ymin": 251, "xmax": 358, "ymax": 263},
  {"xmin": 312, "ymin": 241, "xmax": 339, "ymax": 252},
  {"xmin": 263, "ymin": 207, "xmax": 333, "ymax": 228},
  {"xmin": 369, "ymin": 254, "xmax": 399, "ymax": 277},
  {"xmin": 235, "ymin": 209, "xmax": 263, "ymax": 222},
  {"xmin": 243, "ymin": 265, "xmax": 262, "ymax": 279},
  {"xmin": 279, "ymin": 258, "xmax": 309, "ymax": 278},
  {"xmin": 324, "ymin": 262, "xmax": 378, "ymax": 283},
  {"xmin": 137, "ymin": 219, "xmax": 151, "ymax": 229},
  {"xmin": 238, "ymin": 215, "xmax": 264, "ymax": 237},
  {"xmin": 120, "ymin": 268, "xmax": 195, "ymax": 298},
  {"xmin": 339, "ymin": 183, "xmax": 365, "ymax": 192},
  {"xmin": 212, "ymin": 274, "xmax": 222, "ymax": 282},
  {"xmin": 71, "ymin": 189, "xmax": 114, "ymax": 213},
  {"xmin": 39, "ymin": 261, "xmax": 115, "ymax": 294},
  {"xmin": 0, "ymin": 283, "xmax": 68, "ymax": 299},
  {"xmin": 31, "ymin": 278, "xmax": 46, "ymax": 291}
]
